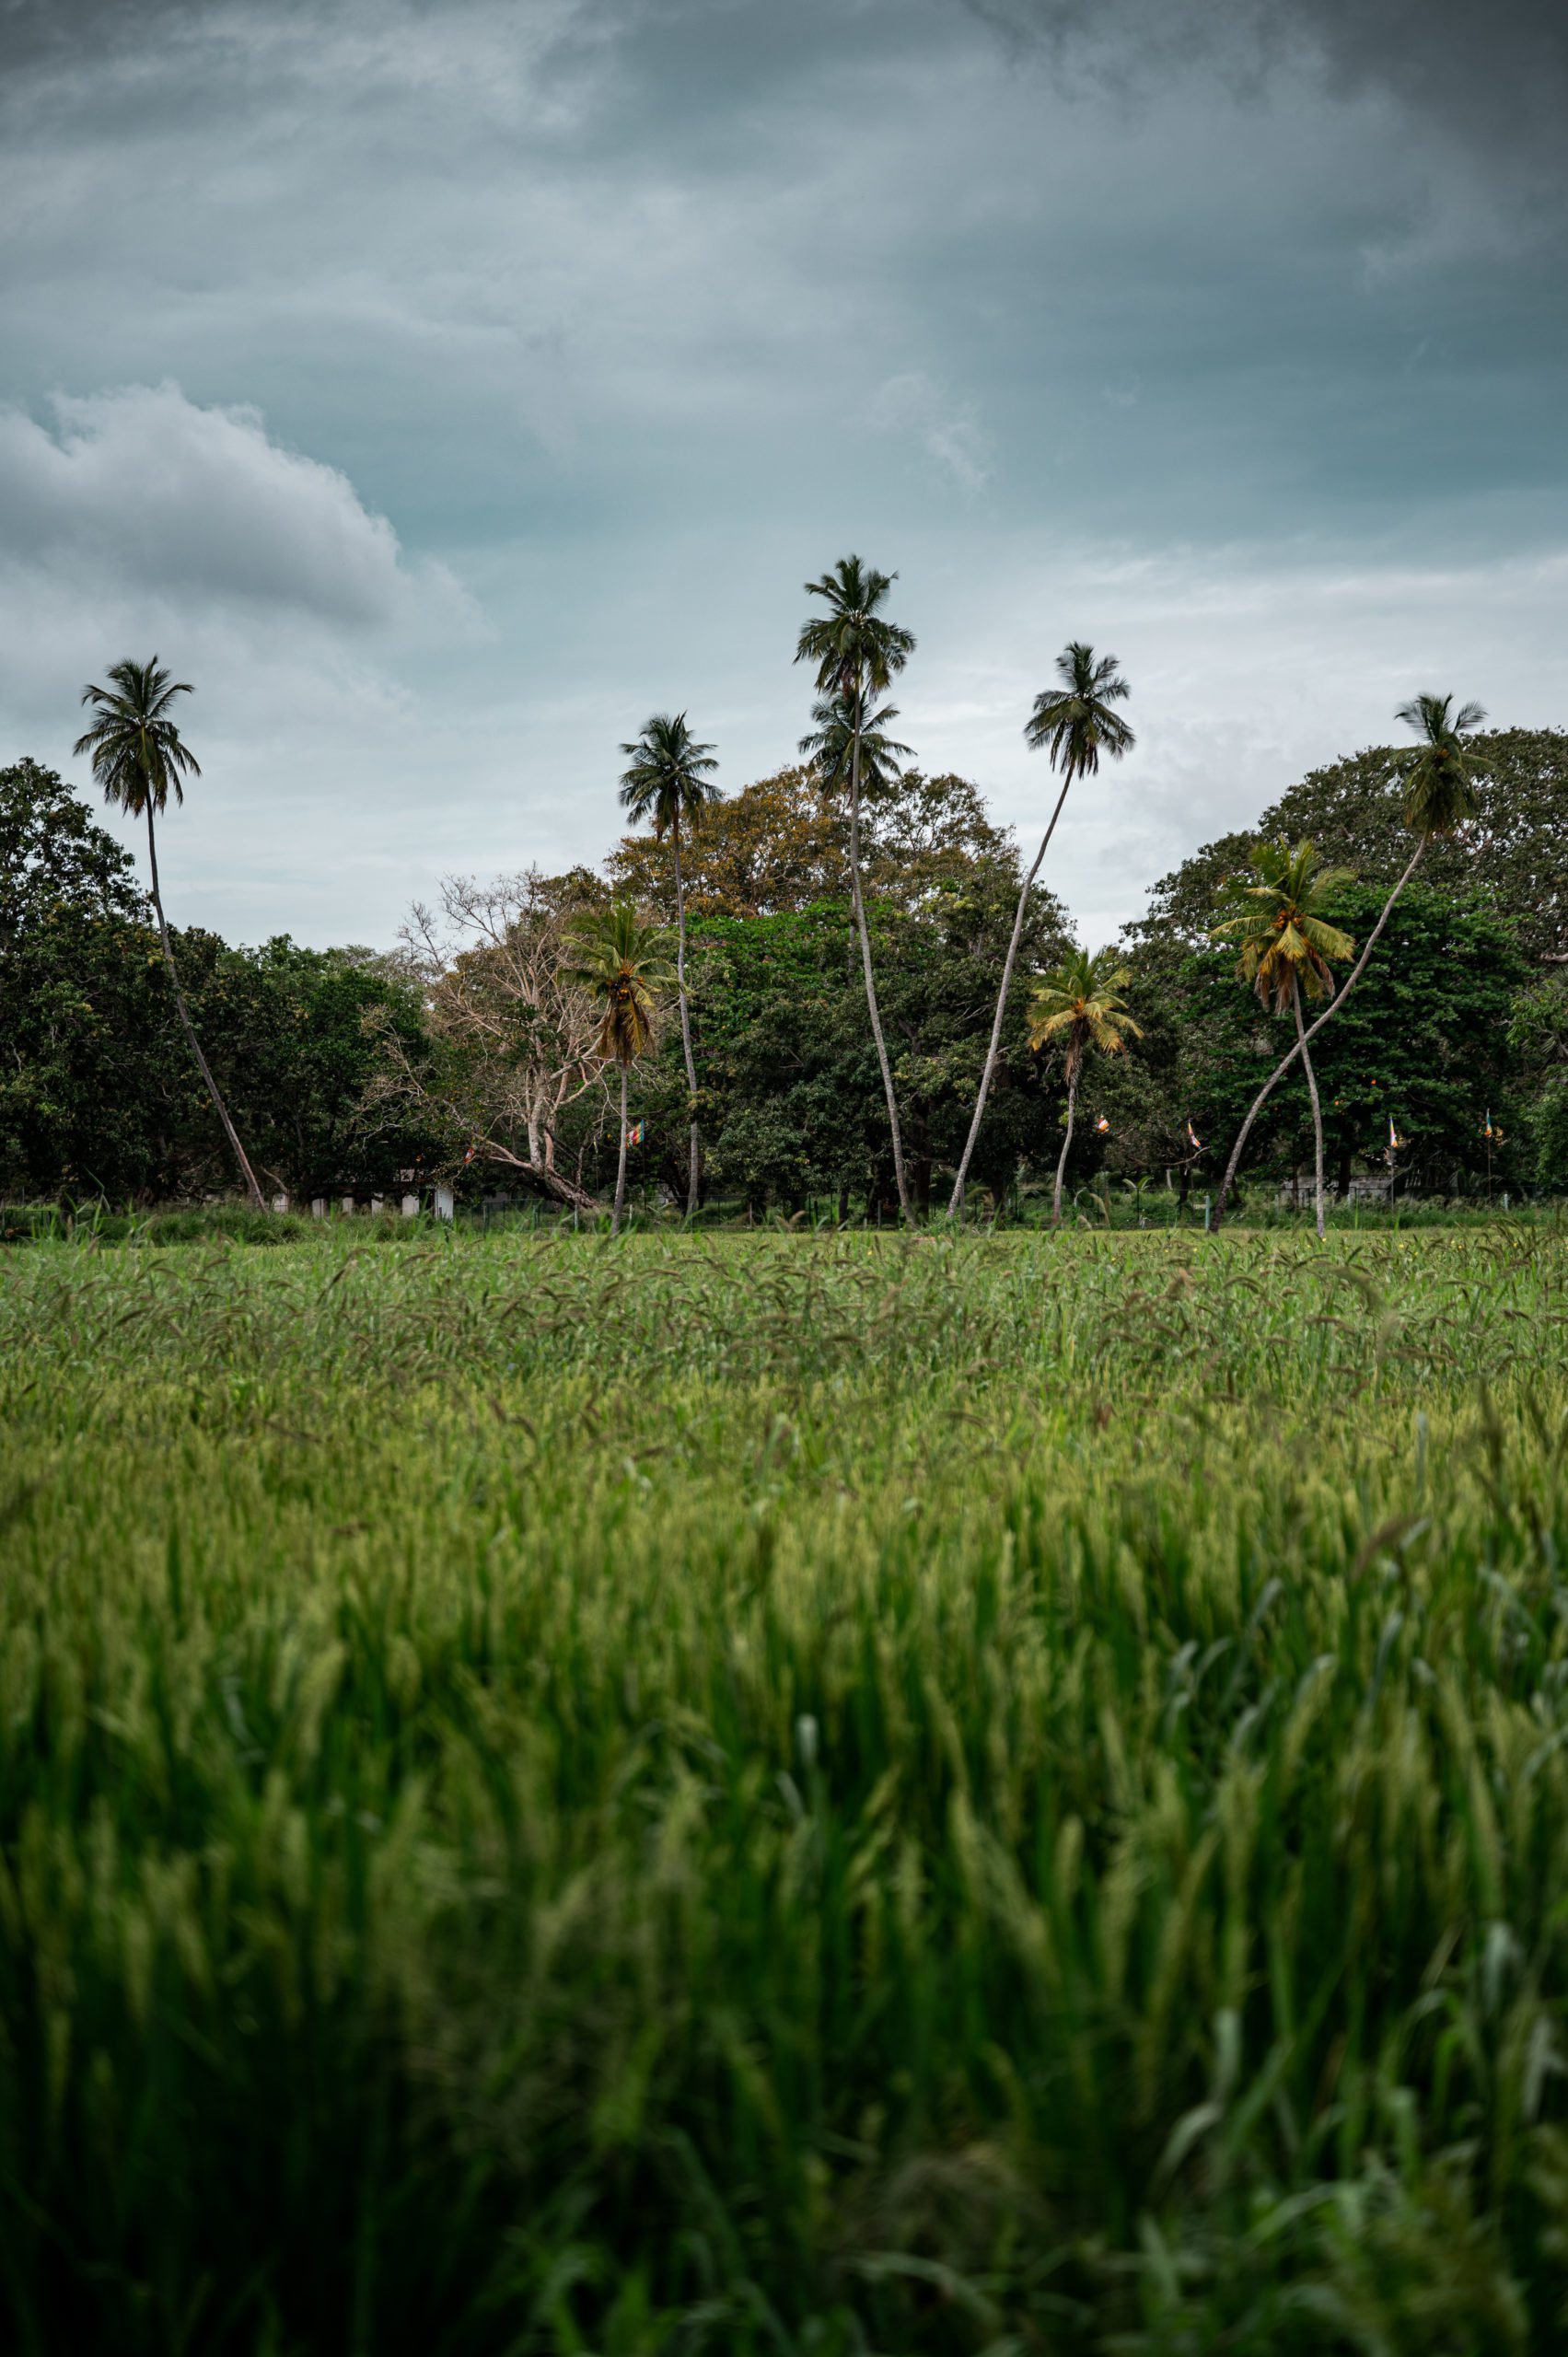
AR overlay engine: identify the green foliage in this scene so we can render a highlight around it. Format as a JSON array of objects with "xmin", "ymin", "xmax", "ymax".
[
  {"xmin": 564, "ymin": 900, "xmax": 677, "ymax": 1066},
  {"xmin": 0, "ymin": 762, "xmax": 434, "ymax": 1202},
  {"xmin": 1028, "ymin": 946, "xmax": 1142, "ymax": 1071},
  {"xmin": 1135, "ymin": 726, "xmax": 1566, "ymax": 963},
  {"xmin": 1211, "ymin": 837, "xmax": 1356, "ymax": 1009},
  {"xmin": 1393, "ymin": 689, "xmax": 1491, "ymax": 839},
  {"xmin": 617, "ymin": 711, "xmax": 721, "ymax": 839},
  {"xmin": 680, "ymin": 863, "xmax": 1071, "ymax": 1214},
  {"xmin": 1152, "ymin": 885, "xmax": 1529, "ymax": 1194},
  {"xmin": 73, "ymin": 655, "xmax": 200, "ymax": 819},
  {"xmin": 1024, "ymin": 637, "xmax": 1135, "ymax": 772},
  {"xmin": 1510, "ymin": 971, "xmax": 1568, "ymax": 1190},
  {"xmin": 4, "ymin": 1229, "xmax": 1568, "ymax": 2349}
]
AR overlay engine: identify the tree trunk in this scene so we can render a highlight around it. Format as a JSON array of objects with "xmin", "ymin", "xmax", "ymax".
[
  {"xmin": 948, "ymin": 770, "xmax": 1074, "ymax": 1216},
  {"xmin": 612, "ymin": 1063, "xmax": 630, "ymax": 1237},
  {"xmin": 145, "ymin": 806, "xmax": 265, "ymax": 1209},
  {"xmin": 671, "ymin": 815, "xmax": 701, "ymax": 1217},
  {"xmin": 1294, "ymin": 981, "xmax": 1326, "ymax": 1240},
  {"xmin": 848, "ymin": 691, "xmax": 912, "ymax": 1221},
  {"xmin": 1212, "ymin": 836, "xmax": 1425, "ymax": 1231},
  {"xmin": 1052, "ymin": 1062, "xmax": 1078, "ymax": 1228}
]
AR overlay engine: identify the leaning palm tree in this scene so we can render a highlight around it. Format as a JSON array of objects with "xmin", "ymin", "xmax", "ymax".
[
  {"xmin": 75, "ymin": 657, "xmax": 264, "ymax": 1209},
  {"xmin": 1028, "ymin": 948, "xmax": 1141, "ymax": 1227},
  {"xmin": 618, "ymin": 713, "xmax": 721, "ymax": 1218},
  {"xmin": 563, "ymin": 900, "xmax": 676, "ymax": 1236},
  {"xmin": 1211, "ymin": 839, "xmax": 1355, "ymax": 1239},
  {"xmin": 796, "ymin": 555, "xmax": 917, "ymax": 1219},
  {"xmin": 1211, "ymin": 693, "xmax": 1488, "ymax": 1228},
  {"xmin": 947, "ymin": 642, "xmax": 1133, "ymax": 1216}
]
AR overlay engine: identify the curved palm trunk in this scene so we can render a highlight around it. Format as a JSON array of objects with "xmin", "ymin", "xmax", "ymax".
[
  {"xmin": 1294, "ymin": 981, "xmax": 1327, "ymax": 1240},
  {"xmin": 948, "ymin": 770, "xmax": 1074, "ymax": 1217},
  {"xmin": 612, "ymin": 1063, "xmax": 630, "ymax": 1237},
  {"xmin": 1212, "ymin": 837, "xmax": 1424, "ymax": 1232},
  {"xmin": 145, "ymin": 806, "xmax": 265, "ymax": 1209},
  {"xmin": 670, "ymin": 817, "xmax": 701, "ymax": 1218},
  {"xmin": 1051, "ymin": 1059, "xmax": 1079, "ymax": 1229},
  {"xmin": 848, "ymin": 694, "xmax": 912, "ymax": 1221}
]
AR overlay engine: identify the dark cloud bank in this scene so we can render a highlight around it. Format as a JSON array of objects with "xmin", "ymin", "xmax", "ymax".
[{"xmin": 967, "ymin": 0, "xmax": 1568, "ymax": 188}]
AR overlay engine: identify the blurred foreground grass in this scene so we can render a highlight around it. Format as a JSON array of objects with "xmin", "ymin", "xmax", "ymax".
[{"xmin": 3, "ymin": 1226, "xmax": 1568, "ymax": 2352}]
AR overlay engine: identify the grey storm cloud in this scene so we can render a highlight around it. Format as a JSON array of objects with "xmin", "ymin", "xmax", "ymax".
[
  {"xmin": 963, "ymin": 0, "xmax": 1568, "ymax": 187},
  {"xmin": 0, "ymin": 385, "xmax": 416, "ymax": 622},
  {"xmin": 0, "ymin": 0, "xmax": 1563, "ymax": 951}
]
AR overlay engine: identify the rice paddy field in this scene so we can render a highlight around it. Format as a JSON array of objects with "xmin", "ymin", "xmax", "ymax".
[{"xmin": 4, "ymin": 1222, "xmax": 1568, "ymax": 2353}]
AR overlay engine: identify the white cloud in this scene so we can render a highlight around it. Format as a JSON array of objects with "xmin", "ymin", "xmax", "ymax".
[{"xmin": 0, "ymin": 382, "xmax": 448, "ymax": 623}]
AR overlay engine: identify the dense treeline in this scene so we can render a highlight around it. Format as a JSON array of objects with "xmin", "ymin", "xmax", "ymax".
[
  {"xmin": 0, "ymin": 760, "xmax": 437, "ymax": 1203},
  {"xmin": 4, "ymin": 726, "xmax": 1565, "ymax": 1213}
]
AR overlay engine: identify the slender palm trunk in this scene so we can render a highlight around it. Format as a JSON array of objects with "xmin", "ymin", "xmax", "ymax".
[
  {"xmin": 847, "ymin": 690, "xmax": 912, "ymax": 1221},
  {"xmin": 670, "ymin": 818, "xmax": 700, "ymax": 1218},
  {"xmin": 948, "ymin": 770, "xmax": 1074, "ymax": 1217},
  {"xmin": 145, "ymin": 806, "xmax": 264, "ymax": 1209},
  {"xmin": 1294, "ymin": 981, "xmax": 1326, "ymax": 1240},
  {"xmin": 1212, "ymin": 837, "xmax": 1425, "ymax": 1231},
  {"xmin": 1052, "ymin": 1060, "xmax": 1079, "ymax": 1228},
  {"xmin": 612, "ymin": 1063, "xmax": 630, "ymax": 1237}
]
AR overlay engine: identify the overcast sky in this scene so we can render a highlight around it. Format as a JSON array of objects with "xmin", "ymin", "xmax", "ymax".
[{"xmin": 2, "ymin": 0, "xmax": 1564, "ymax": 948}]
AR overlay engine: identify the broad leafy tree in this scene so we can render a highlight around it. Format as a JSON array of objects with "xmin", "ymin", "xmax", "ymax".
[
  {"xmin": 949, "ymin": 641, "xmax": 1133, "ymax": 1213},
  {"xmin": 1156, "ymin": 885, "xmax": 1528, "ymax": 1202},
  {"xmin": 74, "ymin": 658, "xmax": 265, "ymax": 1207},
  {"xmin": 796, "ymin": 556, "xmax": 918, "ymax": 1218},
  {"xmin": 618, "ymin": 714, "xmax": 722, "ymax": 1214}
]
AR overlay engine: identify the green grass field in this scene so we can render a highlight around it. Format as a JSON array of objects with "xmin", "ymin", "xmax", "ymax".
[{"xmin": 4, "ymin": 1225, "xmax": 1568, "ymax": 2352}]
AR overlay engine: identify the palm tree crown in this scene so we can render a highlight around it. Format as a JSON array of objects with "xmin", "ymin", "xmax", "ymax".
[
  {"xmin": 1395, "ymin": 691, "xmax": 1490, "ymax": 839},
  {"xmin": 75, "ymin": 657, "xmax": 201, "ymax": 813},
  {"xmin": 563, "ymin": 901, "xmax": 676, "ymax": 1067},
  {"xmin": 798, "ymin": 691, "xmax": 912, "ymax": 797},
  {"xmin": 1023, "ymin": 642, "xmax": 1134, "ymax": 778},
  {"xmin": 618, "ymin": 712, "xmax": 721, "ymax": 838},
  {"xmin": 795, "ymin": 555, "xmax": 916, "ymax": 703},
  {"xmin": 1212, "ymin": 839, "xmax": 1356, "ymax": 1012},
  {"xmin": 1028, "ymin": 948, "xmax": 1142, "ymax": 1076}
]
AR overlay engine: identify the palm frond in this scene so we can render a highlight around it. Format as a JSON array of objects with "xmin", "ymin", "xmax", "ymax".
[
  {"xmin": 618, "ymin": 711, "xmax": 721, "ymax": 835},
  {"xmin": 562, "ymin": 900, "xmax": 677, "ymax": 1067},
  {"xmin": 74, "ymin": 656, "xmax": 200, "ymax": 819},
  {"xmin": 1023, "ymin": 641, "xmax": 1135, "ymax": 780}
]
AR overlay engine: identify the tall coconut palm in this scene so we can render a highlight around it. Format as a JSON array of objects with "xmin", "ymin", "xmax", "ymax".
[
  {"xmin": 1211, "ymin": 693, "xmax": 1489, "ymax": 1228},
  {"xmin": 563, "ymin": 900, "xmax": 676, "ymax": 1236},
  {"xmin": 947, "ymin": 642, "xmax": 1133, "ymax": 1216},
  {"xmin": 74, "ymin": 657, "xmax": 264, "ymax": 1209},
  {"xmin": 796, "ymin": 555, "xmax": 917, "ymax": 1219},
  {"xmin": 1211, "ymin": 839, "xmax": 1355, "ymax": 1239},
  {"xmin": 798, "ymin": 690, "xmax": 912, "ymax": 800},
  {"xmin": 1028, "ymin": 947, "xmax": 1141, "ymax": 1227},
  {"xmin": 618, "ymin": 712, "xmax": 721, "ymax": 1218}
]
